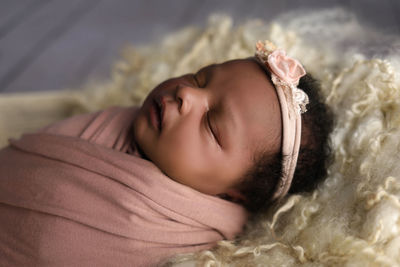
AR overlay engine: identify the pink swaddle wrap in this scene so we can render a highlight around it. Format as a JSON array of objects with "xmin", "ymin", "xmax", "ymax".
[{"xmin": 0, "ymin": 106, "xmax": 247, "ymax": 266}]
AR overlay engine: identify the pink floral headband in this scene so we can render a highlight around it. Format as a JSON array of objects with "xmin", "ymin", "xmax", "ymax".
[{"xmin": 255, "ymin": 40, "xmax": 309, "ymax": 200}]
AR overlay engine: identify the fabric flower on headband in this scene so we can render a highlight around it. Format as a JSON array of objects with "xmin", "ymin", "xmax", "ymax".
[
  {"xmin": 268, "ymin": 50, "xmax": 305, "ymax": 85},
  {"xmin": 255, "ymin": 40, "xmax": 308, "ymax": 114}
]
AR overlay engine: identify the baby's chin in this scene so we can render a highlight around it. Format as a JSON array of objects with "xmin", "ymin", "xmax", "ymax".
[
  {"xmin": 131, "ymin": 131, "xmax": 170, "ymax": 177},
  {"xmin": 130, "ymin": 135, "xmax": 152, "ymax": 162}
]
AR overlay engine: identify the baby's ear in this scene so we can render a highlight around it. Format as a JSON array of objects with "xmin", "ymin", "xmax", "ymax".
[{"xmin": 224, "ymin": 189, "xmax": 246, "ymax": 203}]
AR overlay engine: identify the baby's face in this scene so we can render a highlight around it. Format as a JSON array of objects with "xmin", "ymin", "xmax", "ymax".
[{"xmin": 133, "ymin": 58, "xmax": 282, "ymax": 199}]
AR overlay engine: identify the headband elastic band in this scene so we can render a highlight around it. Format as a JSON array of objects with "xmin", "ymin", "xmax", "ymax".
[{"xmin": 254, "ymin": 40, "xmax": 309, "ymax": 200}]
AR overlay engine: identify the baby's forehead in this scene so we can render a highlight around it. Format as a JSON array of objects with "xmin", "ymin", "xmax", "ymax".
[
  {"xmin": 222, "ymin": 60, "xmax": 274, "ymax": 94},
  {"xmin": 200, "ymin": 58, "xmax": 271, "ymax": 84}
]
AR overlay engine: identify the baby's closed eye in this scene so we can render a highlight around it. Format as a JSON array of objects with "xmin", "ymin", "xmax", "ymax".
[{"xmin": 205, "ymin": 111, "xmax": 221, "ymax": 146}]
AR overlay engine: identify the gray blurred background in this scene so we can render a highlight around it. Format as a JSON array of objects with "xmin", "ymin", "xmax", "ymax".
[{"xmin": 0, "ymin": 0, "xmax": 399, "ymax": 93}]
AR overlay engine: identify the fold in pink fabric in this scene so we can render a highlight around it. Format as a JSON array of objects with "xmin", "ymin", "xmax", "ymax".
[{"xmin": 0, "ymin": 106, "xmax": 247, "ymax": 266}]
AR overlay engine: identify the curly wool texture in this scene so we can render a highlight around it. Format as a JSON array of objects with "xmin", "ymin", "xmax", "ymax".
[{"xmin": 1, "ymin": 8, "xmax": 400, "ymax": 266}]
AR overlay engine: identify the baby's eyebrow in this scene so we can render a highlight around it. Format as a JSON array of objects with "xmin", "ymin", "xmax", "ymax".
[{"xmin": 198, "ymin": 64, "xmax": 217, "ymax": 76}]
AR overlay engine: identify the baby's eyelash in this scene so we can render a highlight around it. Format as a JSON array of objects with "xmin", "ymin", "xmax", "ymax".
[
  {"xmin": 193, "ymin": 74, "xmax": 201, "ymax": 87},
  {"xmin": 206, "ymin": 112, "xmax": 220, "ymax": 146}
]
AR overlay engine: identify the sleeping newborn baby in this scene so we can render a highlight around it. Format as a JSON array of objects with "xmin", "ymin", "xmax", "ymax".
[{"xmin": 0, "ymin": 41, "xmax": 333, "ymax": 266}]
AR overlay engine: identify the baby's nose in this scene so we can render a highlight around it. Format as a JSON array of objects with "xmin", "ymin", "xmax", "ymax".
[{"xmin": 175, "ymin": 84, "xmax": 208, "ymax": 114}]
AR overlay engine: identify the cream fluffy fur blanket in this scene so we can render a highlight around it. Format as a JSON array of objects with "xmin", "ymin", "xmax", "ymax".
[{"xmin": 1, "ymin": 9, "xmax": 400, "ymax": 266}]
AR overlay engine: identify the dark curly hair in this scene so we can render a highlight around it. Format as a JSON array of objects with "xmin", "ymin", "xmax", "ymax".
[{"xmin": 236, "ymin": 73, "xmax": 334, "ymax": 213}]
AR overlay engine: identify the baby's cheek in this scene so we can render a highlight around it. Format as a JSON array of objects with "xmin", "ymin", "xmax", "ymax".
[{"xmin": 156, "ymin": 141, "xmax": 214, "ymax": 191}]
